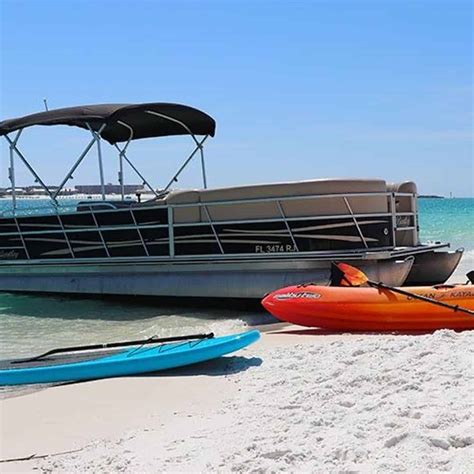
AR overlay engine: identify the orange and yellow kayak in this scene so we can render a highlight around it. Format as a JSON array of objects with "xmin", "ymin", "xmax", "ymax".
[{"xmin": 262, "ymin": 284, "xmax": 474, "ymax": 331}]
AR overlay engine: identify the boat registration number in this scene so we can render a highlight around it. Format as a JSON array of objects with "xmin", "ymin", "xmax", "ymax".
[{"xmin": 255, "ymin": 244, "xmax": 297, "ymax": 253}]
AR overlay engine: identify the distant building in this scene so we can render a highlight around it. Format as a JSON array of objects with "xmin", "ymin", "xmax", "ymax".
[
  {"xmin": 24, "ymin": 186, "xmax": 59, "ymax": 195},
  {"xmin": 2, "ymin": 187, "xmax": 26, "ymax": 195},
  {"xmin": 74, "ymin": 184, "xmax": 146, "ymax": 195},
  {"xmin": 0, "ymin": 183, "xmax": 147, "ymax": 197}
]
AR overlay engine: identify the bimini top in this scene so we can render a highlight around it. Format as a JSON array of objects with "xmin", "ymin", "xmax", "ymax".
[{"xmin": 0, "ymin": 103, "xmax": 216, "ymax": 144}]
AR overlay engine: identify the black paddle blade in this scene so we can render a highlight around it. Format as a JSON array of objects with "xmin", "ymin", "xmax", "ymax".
[
  {"xmin": 467, "ymin": 271, "xmax": 474, "ymax": 284},
  {"xmin": 330, "ymin": 262, "xmax": 348, "ymax": 286}
]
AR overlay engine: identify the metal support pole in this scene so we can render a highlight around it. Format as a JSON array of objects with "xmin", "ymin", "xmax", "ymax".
[
  {"xmin": 113, "ymin": 144, "xmax": 159, "ymax": 198},
  {"xmin": 8, "ymin": 146, "xmax": 16, "ymax": 211},
  {"xmin": 144, "ymin": 110, "xmax": 201, "ymax": 147},
  {"xmin": 96, "ymin": 137, "xmax": 105, "ymax": 200},
  {"xmin": 168, "ymin": 206, "xmax": 175, "ymax": 258},
  {"xmin": 130, "ymin": 209, "xmax": 149, "ymax": 257},
  {"xmin": 163, "ymin": 136, "xmax": 208, "ymax": 192},
  {"xmin": 53, "ymin": 123, "xmax": 106, "ymax": 199},
  {"xmin": 203, "ymin": 205, "xmax": 224, "ymax": 254},
  {"xmin": 119, "ymin": 153, "xmax": 124, "ymax": 200},
  {"xmin": 144, "ymin": 110, "xmax": 209, "ymax": 190},
  {"xmin": 389, "ymin": 193, "xmax": 397, "ymax": 248},
  {"xmin": 7, "ymin": 130, "xmax": 22, "ymax": 212},
  {"xmin": 14, "ymin": 216, "xmax": 30, "ymax": 259},
  {"xmin": 4, "ymin": 134, "xmax": 57, "ymax": 205},
  {"xmin": 115, "ymin": 121, "xmax": 134, "ymax": 201},
  {"xmin": 276, "ymin": 200, "xmax": 299, "ymax": 251},
  {"xmin": 200, "ymin": 140, "xmax": 208, "ymax": 189},
  {"xmin": 85, "ymin": 124, "xmax": 106, "ymax": 201},
  {"xmin": 412, "ymin": 193, "xmax": 419, "ymax": 245},
  {"xmin": 343, "ymin": 197, "xmax": 369, "ymax": 249}
]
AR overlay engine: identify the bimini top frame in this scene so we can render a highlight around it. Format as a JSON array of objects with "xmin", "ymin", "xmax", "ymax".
[{"xmin": 0, "ymin": 103, "xmax": 216, "ymax": 210}]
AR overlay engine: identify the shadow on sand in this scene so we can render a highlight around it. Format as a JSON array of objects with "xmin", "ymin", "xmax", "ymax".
[
  {"xmin": 270, "ymin": 327, "xmax": 456, "ymax": 337},
  {"xmin": 151, "ymin": 355, "xmax": 263, "ymax": 377},
  {"xmin": 1, "ymin": 355, "xmax": 263, "ymax": 398}
]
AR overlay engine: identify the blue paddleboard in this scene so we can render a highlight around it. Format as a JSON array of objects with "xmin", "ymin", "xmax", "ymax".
[{"xmin": 0, "ymin": 330, "xmax": 260, "ymax": 386}]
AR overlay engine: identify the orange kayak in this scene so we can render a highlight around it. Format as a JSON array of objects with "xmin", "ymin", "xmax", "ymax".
[{"xmin": 262, "ymin": 284, "xmax": 474, "ymax": 331}]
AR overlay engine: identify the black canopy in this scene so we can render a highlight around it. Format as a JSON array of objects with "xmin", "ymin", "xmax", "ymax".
[{"xmin": 0, "ymin": 103, "xmax": 216, "ymax": 144}]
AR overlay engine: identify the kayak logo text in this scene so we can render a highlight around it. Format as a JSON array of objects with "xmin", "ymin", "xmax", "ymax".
[{"xmin": 274, "ymin": 291, "xmax": 321, "ymax": 301}]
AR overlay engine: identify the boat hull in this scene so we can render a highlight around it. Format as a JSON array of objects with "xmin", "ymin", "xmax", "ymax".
[
  {"xmin": 0, "ymin": 256, "xmax": 413, "ymax": 299},
  {"xmin": 0, "ymin": 330, "xmax": 260, "ymax": 386},
  {"xmin": 404, "ymin": 249, "xmax": 464, "ymax": 286},
  {"xmin": 262, "ymin": 285, "xmax": 474, "ymax": 331}
]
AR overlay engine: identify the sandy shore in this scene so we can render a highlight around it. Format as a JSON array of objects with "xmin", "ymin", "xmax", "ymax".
[{"xmin": 1, "ymin": 324, "xmax": 473, "ymax": 473}]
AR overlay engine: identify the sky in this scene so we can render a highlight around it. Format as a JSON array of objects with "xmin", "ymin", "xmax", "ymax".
[{"xmin": 0, "ymin": 0, "xmax": 472, "ymax": 197}]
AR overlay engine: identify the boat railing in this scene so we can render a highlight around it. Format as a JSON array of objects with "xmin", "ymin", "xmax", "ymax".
[
  {"xmin": 0, "ymin": 190, "xmax": 418, "ymax": 260},
  {"xmin": 0, "ymin": 200, "xmax": 133, "ymax": 218}
]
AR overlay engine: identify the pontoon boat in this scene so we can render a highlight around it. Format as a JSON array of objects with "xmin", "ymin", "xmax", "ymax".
[{"xmin": 0, "ymin": 103, "xmax": 462, "ymax": 299}]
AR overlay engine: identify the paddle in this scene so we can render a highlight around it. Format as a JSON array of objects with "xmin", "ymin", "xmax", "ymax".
[
  {"xmin": 331, "ymin": 262, "xmax": 474, "ymax": 316},
  {"xmin": 14, "ymin": 333, "xmax": 215, "ymax": 364}
]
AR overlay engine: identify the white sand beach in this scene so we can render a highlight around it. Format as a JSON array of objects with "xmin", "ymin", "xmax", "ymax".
[
  {"xmin": 1, "ymin": 0, "xmax": 471, "ymax": 471},
  {"xmin": 1, "ymin": 325, "xmax": 473, "ymax": 473}
]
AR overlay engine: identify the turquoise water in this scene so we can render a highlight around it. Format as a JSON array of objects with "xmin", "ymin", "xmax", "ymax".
[
  {"xmin": 0, "ymin": 198, "xmax": 472, "ymax": 359},
  {"xmin": 417, "ymin": 198, "xmax": 473, "ymax": 282},
  {"xmin": 418, "ymin": 198, "xmax": 473, "ymax": 250}
]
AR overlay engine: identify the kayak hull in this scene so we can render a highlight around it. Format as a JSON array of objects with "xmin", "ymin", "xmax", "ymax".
[
  {"xmin": 262, "ymin": 285, "xmax": 474, "ymax": 331},
  {"xmin": 0, "ymin": 330, "xmax": 260, "ymax": 386}
]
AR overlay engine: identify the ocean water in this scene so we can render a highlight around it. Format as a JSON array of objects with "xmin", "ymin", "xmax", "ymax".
[
  {"xmin": 417, "ymin": 198, "xmax": 473, "ymax": 280},
  {"xmin": 418, "ymin": 198, "xmax": 473, "ymax": 250},
  {"xmin": 0, "ymin": 198, "xmax": 472, "ymax": 360}
]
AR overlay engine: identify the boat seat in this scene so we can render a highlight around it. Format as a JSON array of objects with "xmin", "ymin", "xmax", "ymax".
[
  {"xmin": 198, "ymin": 178, "xmax": 388, "ymax": 222},
  {"xmin": 158, "ymin": 179, "xmax": 406, "ymax": 225},
  {"xmin": 165, "ymin": 190, "xmax": 201, "ymax": 223}
]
